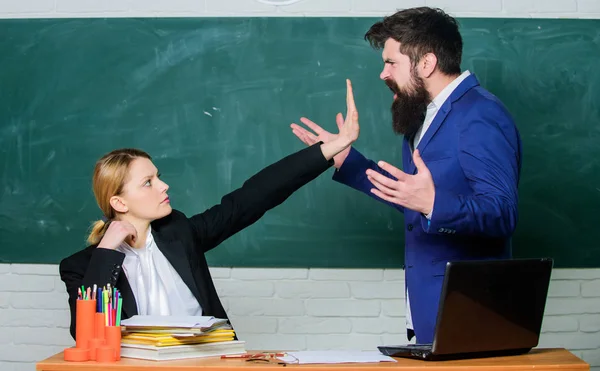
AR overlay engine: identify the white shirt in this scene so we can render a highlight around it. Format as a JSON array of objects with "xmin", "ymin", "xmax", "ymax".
[
  {"xmin": 406, "ymin": 70, "xmax": 471, "ymax": 335},
  {"xmin": 117, "ymin": 227, "xmax": 202, "ymax": 316}
]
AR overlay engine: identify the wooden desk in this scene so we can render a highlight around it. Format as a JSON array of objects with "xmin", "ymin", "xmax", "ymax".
[{"xmin": 36, "ymin": 348, "xmax": 589, "ymax": 371}]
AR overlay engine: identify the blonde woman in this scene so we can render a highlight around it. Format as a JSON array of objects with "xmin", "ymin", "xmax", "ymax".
[{"xmin": 59, "ymin": 80, "xmax": 359, "ymax": 339}]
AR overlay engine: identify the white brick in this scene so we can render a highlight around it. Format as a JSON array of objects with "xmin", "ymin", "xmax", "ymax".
[
  {"xmin": 209, "ymin": 267, "xmax": 231, "ymax": 279},
  {"xmin": 214, "ymin": 280, "xmax": 274, "ymax": 297},
  {"xmin": 0, "ymin": 328, "xmax": 14, "ymax": 344},
  {"xmin": 229, "ymin": 316, "xmax": 278, "ymax": 334},
  {"xmin": 306, "ymin": 299, "xmax": 381, "ymax": 317},
  {"xmin": 350, "ymin": 282, "xmax": 404, "ymax": 299},
  {"xmin": 129, "ymin": 0, "xmax": 205, "ymax": 13},
  {"xmin": 548, "ymin": 280, "xmax": 580, "ymax": 297},
  {"xmin": 306, "ymin": 334, "xmax": 382, "ymax": 350},
  {"xmin": 502, "ymin": 0, "xmax": 536, "ymax": 13},
  {"xmin": 352, "ymin": 318, "xmax": 405, "ymax": 334},
  {"xmin": 582, "ymin": 279, "xmax": 600, "ymax": 297},
  {"xmin": 0, "ymin": 345, "xmax": 64, "ymax": 362},
  {"xmin": 10, "ymin": 292, "xmax": 68, "ymax": 310},
  {"xmin": 16, "ymin": 363, "xmax": 37, "ymax": 371},
  {"xmin": 0, "ymin": 265, "xmax": 11, "ymax": 274},
  {"xmin": 427, "ymin": 0, "xmax": 502, "ymax": 13},
  {"xmin": 305, "ymin": 299, "xmax": 380, "ymax": 317},
  {"xmin": 381, "ymin": 333, "xmax": 410, "ymax": 345},
  {"xmin": 0, "ymin": 274, "xmax": 54, "ymax": 292},
  {"xmin": 11, "ymin": 264, "xmax": 57, "ymax": 276},
  {"xmin": 0, "ymin": 0, "xmax": 53, "ymax": 14},
  {"xmin": 552, "ymin": 269, "xmax": 600, "ymax": 280},
  {"xmin": 0, "ymin": 293, "xmax": 11, "ymax": 308},
  {"xmin": 541, "ymin": 316, "xmax": 579, "ymax": 332},
  {"xmin": 205, "ymin": 0, "xmax": 276, "ymax": 14},
  {"xmin": 231, "ymin": 268, "xmax": 307, "ymax": 280},
  {"xmin": 545, "ymin": 298, "xmax": 600, "ymax": 315},
  {"xmin": 351, "ymin": 0, "xmax": 425, "ymax": 13},
  {"xmin": 0, "ymin": 361, "xmax": 36, "ymax": 371},
  {"xmin": 276, "ymin": 281, "xmax": 350, "ymax": 299},
  {"xmin": 227, "ymin": 298, "xmax": 304, "ymax": 316},
  {"xmin": 579, "ymin": 349, "xmax": 600, "ymax": 367},
  {"xmin": 242, "ymin": 334, "xmax": 306, "ymax": 352},
  {"xmin": 383, "ymin": 269, "xmax": 405, "ymax": 281},
  {"xmin": 534, "ymin": 0, "xmax": 578, "ymax": 12},
  {"xmin": 538, "ymin": 332, "xmax": 600, "ymax": 350},
  {"xmin": 279, "ymin": 318, "xmax": 351, "ymax": 334},
  {"xmin": 503, "ymin": 0, "xmax": 578, "ymax": 13},
  {"xmin": 54, "ymin": 276, "xmax": 66, "ymax": 292},
  {"xmin": 13, "ymin": 327, "xmax": 74, "ymax": 347},
  {"xmin": 0, "ymin": 362, "xmax": 14, "ymax": 371},
  {"xmin": 278, "ymin": 0, "xmax": 351, "ymax": 14},
  {"xmin": 0, "ymin": 309, "xmax": 70, "ymax": 328},
  {"xmin": 579, "ymin": 314, "xmax": 600, "ymax": 333},
  {"xmin": 56, "ymin": 0, "xmax": 128, "ymax": 13},
  {"xmin": 579, "ymin": 0, "xmax": 600, "ymax": 12},
  {"xmin": 382, "ymin": 299, "xmax": 406, "ymax": 317},
  {"xmin": 309, "ymin": 269, "xmax": 383, "ymax": 281}
]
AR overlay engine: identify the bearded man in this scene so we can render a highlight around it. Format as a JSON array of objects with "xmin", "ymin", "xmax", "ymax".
[{"xmin": 291, "ymin": 6, "xmax": 523, "ymax": 344}]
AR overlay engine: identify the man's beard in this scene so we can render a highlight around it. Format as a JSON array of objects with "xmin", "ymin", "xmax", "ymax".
[{"xmin": 385, "ymin": 71, "xmax": 430, "ymax": 137}]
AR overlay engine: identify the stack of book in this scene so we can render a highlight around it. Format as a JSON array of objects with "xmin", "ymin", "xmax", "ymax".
[{"xmin": 119, "ymin": 315, "xmax": 246, "ymax": 361}]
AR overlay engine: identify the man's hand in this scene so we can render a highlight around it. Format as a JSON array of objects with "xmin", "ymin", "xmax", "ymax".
[{"xmin": 366, "ymin": 149, "xmax": 435, "ymax": 215}]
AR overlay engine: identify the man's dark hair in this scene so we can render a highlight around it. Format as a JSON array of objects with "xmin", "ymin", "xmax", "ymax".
[{"xmin": 364, "ymin": 7, "xmax": 462, "ymax": 75}]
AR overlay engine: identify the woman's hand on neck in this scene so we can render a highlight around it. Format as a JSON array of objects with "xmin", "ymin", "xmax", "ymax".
[{"xmin": 119, "ymin": 216, "xmax": 151, "ymax": 249}]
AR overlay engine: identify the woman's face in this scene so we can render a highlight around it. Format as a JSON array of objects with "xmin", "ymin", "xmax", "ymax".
[{"xmin": 116, "ymin": 157, "xmax": 171, "ymax": 222}]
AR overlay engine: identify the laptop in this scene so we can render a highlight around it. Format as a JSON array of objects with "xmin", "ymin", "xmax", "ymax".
[{"xmin": 378, "ymin": 257, "xmax": 553, "ymax": 361}]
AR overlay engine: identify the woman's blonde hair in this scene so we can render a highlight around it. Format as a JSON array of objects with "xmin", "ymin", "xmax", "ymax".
[{"xmin": 87, "ymin": 148, "xmax": 152, "ymax": 245}]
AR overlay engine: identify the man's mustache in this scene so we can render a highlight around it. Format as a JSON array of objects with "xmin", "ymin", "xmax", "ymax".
[{"xmin": 384, "ymin": 79, "xmax": 401, "ymax": 95}]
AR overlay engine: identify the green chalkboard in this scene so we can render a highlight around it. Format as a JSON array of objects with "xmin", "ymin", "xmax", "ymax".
[{"xmin": 1, "ymin": 17, "xmax": 599, "ymax": 268}]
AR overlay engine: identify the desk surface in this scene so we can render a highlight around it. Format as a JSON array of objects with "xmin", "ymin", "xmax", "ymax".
[{"xmin": 36, "ymin": 348, "xmax": 589, "ymax": 371}]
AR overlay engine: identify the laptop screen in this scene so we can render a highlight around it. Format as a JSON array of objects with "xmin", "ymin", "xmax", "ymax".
[{"xmin": 432, "ymin": 258, "xmax": 553, "ymax": 355}]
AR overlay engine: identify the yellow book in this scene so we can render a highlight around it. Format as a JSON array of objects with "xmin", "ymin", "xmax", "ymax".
[{"xmin": 122, "ymin": 329, "xmax": 236, "ymax": 347}]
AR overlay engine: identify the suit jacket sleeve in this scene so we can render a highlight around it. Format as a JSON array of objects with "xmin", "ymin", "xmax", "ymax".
[
  {"xmin": 422, "ymin": 101, "xmax": 521, "ymax": 237},
  {"xmin": 332, "ymin": 147, "xmax": 404, "ymax": 212},
  {"xmin": 59, "ymin": 248, "xmax": 126, "ymax": 339},
  {"xmin": 188, "ymin": 142, "xmax": 334, "ymax": 253}
]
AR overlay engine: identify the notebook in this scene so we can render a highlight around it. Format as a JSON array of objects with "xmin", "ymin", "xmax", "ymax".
[
  {"xmin": 378, "ymin": 257, "xmax": 553, "ymax": 361},
  {"xmin": 120, "ymin": 315, "xmax": 230, "ymax": 335},
  {"xmin": 120, "ymin": 340, "xmax": 246, "ymax": 361}
]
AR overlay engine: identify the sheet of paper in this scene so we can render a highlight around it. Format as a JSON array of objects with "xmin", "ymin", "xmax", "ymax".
[
  {"xmin": 120, "ymin": 315, "xmax": 223, "ymax": 328},
  {"xmin": 277, "ymin": 351, "xmax": 397, "ymax": 364}
]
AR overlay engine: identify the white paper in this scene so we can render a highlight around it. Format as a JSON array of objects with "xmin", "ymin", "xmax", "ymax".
[
  {"xmin": 120, "ymin": 315, "xmax": 225, "ymax": 328},
  {"xmin": 277, "ymin": 351, "xmax": 397, "ymax": 364}
]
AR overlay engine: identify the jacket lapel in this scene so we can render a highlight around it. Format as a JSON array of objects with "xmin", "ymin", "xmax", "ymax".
[
  {"xmin": 413, "ymin": 74, "xmax": 481, "ymax": 173},
  {"xmin": 403, "ymin": 135, "xmax": 416, "ymax": 175},
  {"xmin": 151, "ymin": 228, "xmax": 203, "ymax": 308}
]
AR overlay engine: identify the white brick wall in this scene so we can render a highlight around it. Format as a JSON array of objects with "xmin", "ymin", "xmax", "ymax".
[
  {"xmin": 0, "ymin": 264, "xmax": 598, "ymax": 370},
  {"xmin": 1, "ymin": 0, "xmax": 600, "ymax": 18},
  {"xmin": 1, "ymin": 0, "xmax": 599, "ymax": 370}
]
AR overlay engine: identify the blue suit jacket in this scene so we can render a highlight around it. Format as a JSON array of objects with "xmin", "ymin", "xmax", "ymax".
[{"xmin": 332, "ymin": 74, "xmax": 522, "ymax": 343}]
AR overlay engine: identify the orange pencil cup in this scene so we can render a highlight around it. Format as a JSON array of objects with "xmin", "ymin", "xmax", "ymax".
[
  {"xmin": 94, "ymin": 313, "xmax": 105, "ymax": 339},
  {"xmin": 63, "ymin": 347, "xmax": 89, "ymax": 362},
  {"xmin": 105, "ymin": 325, "xmax": 122, "ymax": 361},
  {"xmin": 96, "ymin": 346, "xmax": 116, "ymax": 362},
  {"xmin": 87, "ymin": 338, "xmax": 106, "ymax": 361},
  {"xmin": 75, "ymin": 299, "xmax": 96, "ymax": 349}
]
